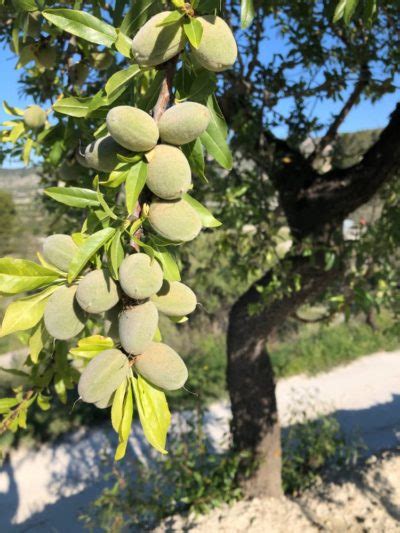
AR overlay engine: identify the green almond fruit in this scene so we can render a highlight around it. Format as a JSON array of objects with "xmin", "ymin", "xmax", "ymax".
[
  {"xmin": 44, "ymin": 286, "xmax": 85, "ymax": 340},
  {"xmin": 42, "ymin": 234, "xmax": 78, "ymax": 272},
  {"xmin": 76, "ymin": 270, "xmax": 120, "ymax": 314},
  {"xmin": 148, "ymin": 199, "xmax": 202, "ymax": 242},
  {"xmin": 119, "ymin": 302, "xmax": 159, "ymax": 355},
  {"xmin": 106, "ymin": 106, "xmax": 159, "ymax": 153},
  {"xmin": 23, "ymin": 105, "xmax": 47, "ymax": 129},
  {"xmin": 134, "ymin": 342, "xmax": 188, "ymax": 391},
  {"xmin": 81, "ymin": 135, "xmax": 130, "ymax": 173},
  {"xmin": 158, "ymin": 103, "xmax": 211, "ymax": 146},
  {"xmin": 146, "ymin": 145, "xmax": 191, "ymax": 200},
  {"xmin": 94, "ymin": 393, "xmax": 115, "ymax": 409},
  {"xmin": 151, "ymin": 281, "xmax": 197, "ymax": 317},
  {"xmin": 191, "ymin": 15, "xmax": 237, "ymax": 72},
  {"xmin": 78, "ymin": 349, "xmax": 129, "ymax": 404},
  {"xmin": 119, "ymin": 253, "xmax": 163, "ymax": 300},
  {"xmin": 131, "ymin": 11, "xmax": 186, "ymax": 67}
]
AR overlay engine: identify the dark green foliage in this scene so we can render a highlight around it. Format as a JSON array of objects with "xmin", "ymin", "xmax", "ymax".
[
  {"xmin": 80, "ymin": 404, "xmax": 249, "ymax": 531},
  {"xmin": 270, "ymin": 313, "xmax": 400, "ymax": 378},
  {"xmin": 282, "ymin": 410, "xmax": 363, "ymax": 494},
  {"xmin": 0, "ymin": 190, "xmax": 20, "ymax": 257},
  {"xmin": 332, "ymin": 129, "xmax": 381, "ymax": 169}
]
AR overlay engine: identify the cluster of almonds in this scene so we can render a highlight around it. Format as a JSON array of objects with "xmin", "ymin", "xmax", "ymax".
[
  {"xmin": 78, "ymin": 100, "xmax": 211, "ymax": 242},
  {"xmin": 39, "ymin": 10, "xmax": 237, "ymax": 408},
  {"xmin": 42, "ymin": 234, "xmax": 195, "ymax": 400}
]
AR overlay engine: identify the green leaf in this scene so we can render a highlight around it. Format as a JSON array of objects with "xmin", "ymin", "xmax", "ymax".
[
  {"xmin": 100, "ymin": 168, "xmax": 129, "ymax": 188},
  {"xmin": 43, "ymin": 9, "xmax": 117, "ymax": 47},
  {"xmin": 120, "ymin": 0, "xmax": 156, "ymax": 36},
  {"xmin": 111, "ymin": 378, "xmax": 127, "ymax": 433},
  {"xmin": 3, "ymin": 101, "xmax": 24, "ymax": 117},
  {"xmin": 37, "ymin": 393, "xmax": 51, "ymax": 411},
  {"xmin": 45, "ymin": 187, "xmax": 100, "ymax": 208},
  {"xmin": 0, "ymin": 258, "xmax": 60, "ymax": 294},
  {"xmin": 183, "ymin": 17, "xmax": 203, "ymax": 49},
  {"xmin": 115, "ymin": 30, "xmax": 132, "ymax": 58},
  {"xmin": 185, "ymin": 70, "xmax": 217, "ymax": 103},
  {"xmin": 183, "ymin": 194, "xmax": 222, "ymax": 228},
  {"xmin": 69, "ymin": 335, "xmax": 114, "ymax": 359},
  {"xmin": 151, "ymin": 245, "xmax": 181, "ymax": 282},
  {"xmin": 105, "ymin": 64, "xmax": 140, "ymax": 101},
  {"xmin": 182, "ymin": 138, "xmax": 207, "ymax": 181},
  {"xmin": 23, "ymin": 138, "xmax": 33, "ymax": 166},
  {"xmin": 29, "ymin": 321, "xmax": 48, "ymax": 364},
  {"xmin": 333, "ymin": 0, "xmax": 347, "ymax": 22},
  {"xmin": 0, "ymin": 398, "xmax": 19, "ymax": 415},
  {"xmin": 0, "ymin": 286, "xmax": 58, "ymax": 338},
  {"xmin": 11, "ymin": 0, "xmax": 38, "ymax": 11},
  {"xmin": 125, "ymin": 160, "xmax": 148, "ymax": 215},
  {"xmin": 200, "ymin": 95, "xmax": 232, "ymax": 169},
  {"xmin": 53, "ymin": 96, "xmax": 92, "ymax": 118},
  {"xmin": 200, "ymin": 129, "xmax": 232, "ymax": 170},
  {"xmin": 119, "ymin": 382, "xmax": 133, "ymax": 442},
  {"xmin": 108, "ymin": 229, "xmax": 124, "ymax": 280},
  {"xmin": 137, "ymin": 71, "xmax": 166, "ymax": 111},
  {"xmin": 114, "ymin": 381, "xmax": 133, "ymax": 461},
  {"xmin": 157, "ymin": 10, "xmax": 183, "ymax": 26},
  {"xmin": 344, "ymin": 0, "xmax": 359, "ymax": 24},
  {"xmin": 132, "ymin": 374, "xmax": 171, "ymax": 454},
  {"xmin": 241, "ymin": 0, "xmax": 255, "ymax": 29},
  {"xmin": 68, "ymin": 227, "xmax": 116, "ymax": 283}
]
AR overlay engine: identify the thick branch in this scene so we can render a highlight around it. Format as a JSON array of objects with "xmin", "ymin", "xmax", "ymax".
[{"xmin": 288, "ymin": 102, "xmax": 400, "ymax": 236}]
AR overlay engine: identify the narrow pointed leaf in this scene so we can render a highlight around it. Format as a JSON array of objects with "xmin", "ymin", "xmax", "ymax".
[
  {"xmin": 43, "ymin": 9, "xmax": 117, "ymax": 47},
  {"xmin": 132, "ymin": 374, "xmax": 171, "ymax": 454},
  {"xmin": 0, "ymin": 286, "xmax": 58, "ymax": 338},
  {"xmin": 0, "ymin": 258, "xmax": 60, "ymax": 294},
  {"xmin": 45, "ymin": 187, "xmax": 100, "ymax": 208},
  {"xmin": 68, "ymin": 228, "xmax": 116, "ymax": 283}
]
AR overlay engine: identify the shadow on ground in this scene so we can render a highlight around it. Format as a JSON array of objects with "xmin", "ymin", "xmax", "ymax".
[{"xmin": 1, "ymin": 396, "xmax": 400, "ymax": 531}]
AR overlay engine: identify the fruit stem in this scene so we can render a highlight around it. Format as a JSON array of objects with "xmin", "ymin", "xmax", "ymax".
[{"xmin": 153, "ymin": 57, "xmax": 178, "ymax": 122}]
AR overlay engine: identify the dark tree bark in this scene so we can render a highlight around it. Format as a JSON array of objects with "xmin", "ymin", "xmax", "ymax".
[{"xmin": 227, "ymin": 103, "xmax": 400, "ymax": 497}]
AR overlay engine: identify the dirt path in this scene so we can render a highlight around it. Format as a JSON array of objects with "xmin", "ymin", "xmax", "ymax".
[
  {"xmin": 1, "ymin": 350, "xmax": 400, "ymax": 531},
  {"xmin": 162, "ymin": 451, "xmax": 400, "ymax": 532}
]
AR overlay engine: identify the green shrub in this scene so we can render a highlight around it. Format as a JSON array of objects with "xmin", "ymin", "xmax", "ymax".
[
  {"xmin": 81, "ymin": 395, "xmax": 363, "ymax": 531},
  {"xmin": 271, "ymin": 314, "xmax": 400, "ymax": 378},
  {"xmin": 80, "ymin": 405, "xmax": 249, "ymax": 531},
  {"xmin": 282, "ymin": 401, "xmax": 364, "ymax": 495}
]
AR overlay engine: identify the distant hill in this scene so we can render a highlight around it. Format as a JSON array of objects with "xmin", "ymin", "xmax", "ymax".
[{"xmin": 0, "ymin": 167, "xmax": 45, "ymax": 259}]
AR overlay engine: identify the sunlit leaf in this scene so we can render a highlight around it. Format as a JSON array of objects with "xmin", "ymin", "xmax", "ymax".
[
  {"xmin": 45, "ymin": 187, "xmax": 100, "ymax": 208},
  {"xmin": 132, "ymin": 374, "xmax": 170, "ymax": 454},
  {"xmin": 43, "ymin": 9, "xmax": 117, "ymax": 47},
  {"xmin": 69, "ymin": 335, "xmax": 114, "ymax": 359},
  {"xmin": 0, "ymin": 286, "xmax": 58, "ymax": 338},
  {"xmin": 0, "ymin": 257, "xmax": 60, "ymax": 294},
  {"xmin": 68, "ymin": 227, "xmax": 116, "ymax": 283}
]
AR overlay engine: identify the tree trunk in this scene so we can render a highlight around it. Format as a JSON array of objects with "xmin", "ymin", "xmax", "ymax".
[
  {"xmin": 227, "ymin": 257, "xmax": 340, "ymax": 497},
  {"xmin": 227, "ymin": 324, "xmax": 282, "ymax": 497}
]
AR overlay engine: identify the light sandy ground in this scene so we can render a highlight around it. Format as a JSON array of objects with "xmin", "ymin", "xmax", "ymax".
[
  {"xmin": 0, "ymin": 350, "xmax": 400, "ymax": 531},
  {"xmin": 162, "ymin": 452, "xmax": 400, "ymax": 532}
]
